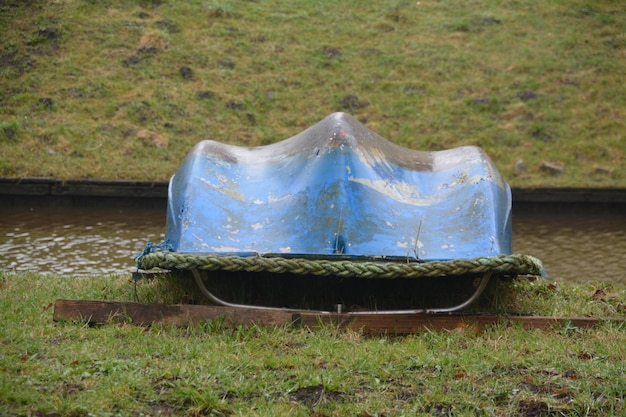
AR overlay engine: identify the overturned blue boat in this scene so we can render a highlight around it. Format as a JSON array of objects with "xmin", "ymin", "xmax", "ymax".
[{"xmin": 138, "ymin": 113, "xmax": 543, "ymax": 312}]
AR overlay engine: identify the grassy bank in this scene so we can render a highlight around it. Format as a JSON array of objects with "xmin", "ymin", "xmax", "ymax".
[
  {"xmin": 1, "ymin": 272, "xmax": 625, "ymax": 416},
  {"xmin": 1, "ymin": 0, "xmax": 624, "ymax": 186}
]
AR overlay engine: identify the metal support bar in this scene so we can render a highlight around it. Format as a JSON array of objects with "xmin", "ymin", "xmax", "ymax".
[
  {"xmin": 192, "ymin": 269, "xmax": 316, "ymax": 312},
  {"xmin": 191, "ymin": 269, "xmax": 492, "ymax": 315}
]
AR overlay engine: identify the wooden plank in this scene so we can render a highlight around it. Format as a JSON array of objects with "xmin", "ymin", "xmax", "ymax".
[
  {"xmin": 297, "ymin": 312, "xmax": 611, "ymax": 334},
  {"xmin": 54, "ymin": 299, "xmax": 619, "ymax": 334},
  {"xmin": 53, "ymin": 299, "xmax": 299, "ymax": 327}
]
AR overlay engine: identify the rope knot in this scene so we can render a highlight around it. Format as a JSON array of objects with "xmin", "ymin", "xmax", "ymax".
[{"xmin": 134, "ymin": 241, "xmax": 173, "ymax": 269}]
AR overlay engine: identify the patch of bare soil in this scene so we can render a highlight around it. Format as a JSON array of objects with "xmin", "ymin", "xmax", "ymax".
[{"xmin": 290, "ymin": 384, "xmax": 344, "ymax": 407}]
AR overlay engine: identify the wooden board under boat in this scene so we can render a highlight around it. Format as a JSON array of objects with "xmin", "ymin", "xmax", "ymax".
[{"xmin": 53, "ymin": 298, "xmax": 616, "ymax": 335}]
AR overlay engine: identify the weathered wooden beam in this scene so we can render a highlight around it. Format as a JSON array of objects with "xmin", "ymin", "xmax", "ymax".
[
  {"xmin": 53, "ymin": 299, "xmax": 619, "ymax": 334},
  {"xmin": 53, "ymin": 299, "xmax": 299, "ymax": 327},
  {"xmin": 296, "ymin": 312, "xmax": 612, "ymax": 334}
]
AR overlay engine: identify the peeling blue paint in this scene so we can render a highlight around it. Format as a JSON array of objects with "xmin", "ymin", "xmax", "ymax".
[{"xmin": 165, "ymin": 113, "xmax": 512, "ymax": 261}]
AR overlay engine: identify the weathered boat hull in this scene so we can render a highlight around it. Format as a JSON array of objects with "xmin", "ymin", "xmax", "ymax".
[{"xmin": 164, "ymin": 112, "xmax": 511, "ymax": 261}]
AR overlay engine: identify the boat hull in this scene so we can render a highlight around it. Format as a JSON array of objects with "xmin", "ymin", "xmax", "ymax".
[{"xmin": 164, "ymin": 112, "xmax": 512, "ymax": 261}]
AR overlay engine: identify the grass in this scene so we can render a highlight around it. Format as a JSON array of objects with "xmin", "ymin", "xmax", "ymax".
[
  {"xmin": 1, "ymin": 271, "xmax": 625, "ymax": 416},
  {"xmin": 1, "ymin": 0, "xmax": 624, "ymax": 186}
]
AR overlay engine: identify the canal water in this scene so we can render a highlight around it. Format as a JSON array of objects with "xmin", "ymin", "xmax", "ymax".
[{"xmin": 1, "ymin": 205, "xmax": 624, "ymax": 283}]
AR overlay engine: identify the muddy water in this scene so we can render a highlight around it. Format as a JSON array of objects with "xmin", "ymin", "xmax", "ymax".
[
  {"xmin": 0, "ymin": 207, "xmax": 164, "ymax": 276},
  {"xmin": 512, "ymin": 205, "xmax": 625, "ymax": 283},
  {"xmin": 1, "ymin": 205, "xmax": 624, "ymax": 282}
]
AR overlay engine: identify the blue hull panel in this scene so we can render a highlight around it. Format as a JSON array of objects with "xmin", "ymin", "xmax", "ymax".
[{"xmin": 165, "ymin": 113, "xmax": 512, "ymax": 261}]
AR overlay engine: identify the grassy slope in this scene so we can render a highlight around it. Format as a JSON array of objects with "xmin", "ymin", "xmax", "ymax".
[
  {"xmin": 1, "ymin": 272, "xmax": 625, "ymax": 416},
  {"xmin": 0, "ymin": 0, "xmax": 624, "ymax": 186}
]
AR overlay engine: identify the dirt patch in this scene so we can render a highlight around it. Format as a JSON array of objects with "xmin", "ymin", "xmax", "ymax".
[
  {"xmin": 340, "ymin": 94, "xmax": 369, "ymax": 111},
  {"xmin": 219, "ymin": 59, "xmax": 235, "ymax": 69},
  {"xmin": 138, "ymin": 46, "xmax": 158, "ymax": 55},
  {"xmin": 2, "ymin": 125, "xmax": 18, "ymax": 141},
  {"xmin": 61, "ymin": 382, "xmax": 84, "ymax": 396},
  {"xmin": 155, "ymin": 19, "xmax": 180, "ymax": 33},
  {"xmin": 148, "ymin": 400, "xmax": 178, "ymax": 416},
  {"xmin": 197, "ymin": 91, "xmax": 215, "ymax": 100},
  {"xmin": 424, "ymin": 402, "xmax": 453, "ymax": 416},
  {"xmin": 322, "ymin": 47, "xmax": 341, "ymax": 60},
  {"xmin": 517, "ymin": 90, "xmax": 541, "ymax": 101},
  {"xmin": 226, "ymin": 100, "xmax": 244, "ymax": 111},
  {"xmin": 474, "ymin": 17, "xmax": 502, "ymax": 26},
  {"xmin": 291, "ymin": 384, "xmax": 344, "ymax": 407},
  {"xmin": 517, "ymin": 399, "xmax": 567, "ymax": 417},
  {"xmin": 179, "ymin": 66, "xmax": 193, "ymax": 80},
  {"xmin": 0, "ymin": 51, "xmax": 35, "ymax": 75},
  {"xmin": 122, "ymin": 55, "xmax": 142, "ymax": 67},
  {"xmin": 518, "ymin": 400, "xmax": 549, "ymax": 417},
  {"xmin": 39, "ymin": 97, "xmax": 55, "ymax": 110},
  {"xmin": 37, "ymin": 27, "xmax": 61, "ymax": 40}
]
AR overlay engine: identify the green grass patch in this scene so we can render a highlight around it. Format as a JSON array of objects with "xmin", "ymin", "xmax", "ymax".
[
  {"xmin": 1, "ymin": 272, "xmax": 625, "ymax": 416},
  {"xmin": 0, "ymin": 0, "xmax": 624, "ymax": 186}
]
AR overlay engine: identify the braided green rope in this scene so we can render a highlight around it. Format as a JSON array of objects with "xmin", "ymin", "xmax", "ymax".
[{"xmin": 137, "ymin": 252, "xmax": 544, "ymax": 279}]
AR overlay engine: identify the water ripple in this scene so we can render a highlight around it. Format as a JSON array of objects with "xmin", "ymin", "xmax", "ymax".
[{"xmin": 1, "ymin": 207, "xmax": 164, "ymax": 276}]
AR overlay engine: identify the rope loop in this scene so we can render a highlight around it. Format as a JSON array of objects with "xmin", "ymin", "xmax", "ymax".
[{"xmin": 136, "ymin": 250, "xmax": 545, "ymax": 279}]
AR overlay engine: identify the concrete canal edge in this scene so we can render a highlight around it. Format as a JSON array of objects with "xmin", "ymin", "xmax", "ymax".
[
  {"xmin": 1, "ymin": 178, "xmax": 168, "ymax": 209},
  {"xmin": 1, "ymin": 177, "xmax": 625, "ymax": 209}
]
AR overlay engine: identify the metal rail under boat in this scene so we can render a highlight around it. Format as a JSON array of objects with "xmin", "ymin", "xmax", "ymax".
[{"xmin": 191, "ymin": 269, "xmax": 493, "ymax": 314}]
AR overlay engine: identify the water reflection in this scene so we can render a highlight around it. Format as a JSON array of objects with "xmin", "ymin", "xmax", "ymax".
[{"xmin": 1, "ymin": 205, "xmax": 624, "ymax": 282}]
